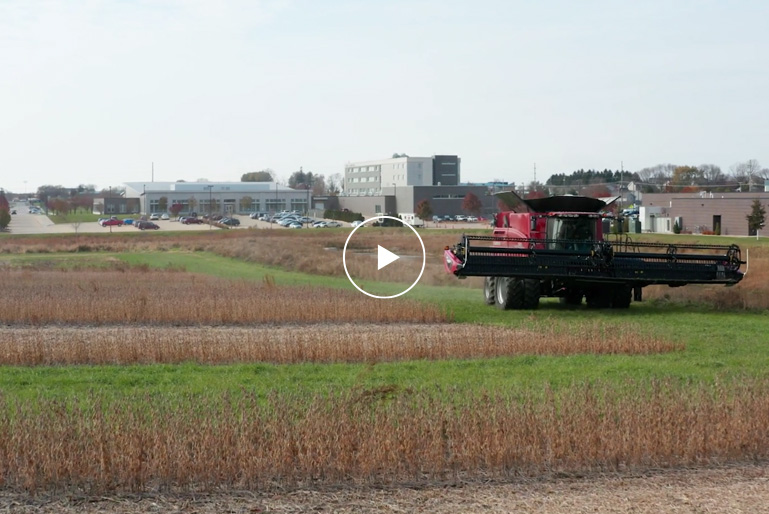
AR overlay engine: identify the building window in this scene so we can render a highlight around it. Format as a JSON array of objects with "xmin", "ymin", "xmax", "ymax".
[
  {"xmin": 290, "ymin": 199, "xmax": 307, "ymax": 212},
  {"xmin": 432, "ymin": 194, "xmax": 465, "ymax": 199},
  {"xmin": 265, "ymin": 199, "xmax": 286, "ymax": 212}
]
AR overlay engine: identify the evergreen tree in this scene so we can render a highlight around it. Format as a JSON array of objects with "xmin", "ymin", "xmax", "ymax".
[{"xmin": 746, "ymin": 199, "xmax": 767, "ymax": 234}]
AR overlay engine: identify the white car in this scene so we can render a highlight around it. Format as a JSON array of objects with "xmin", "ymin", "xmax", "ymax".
[
  {"xmin": 160, "ymin": 213, "xmax": 170, "ymax": 220},
  {"xmin": 149, "ymin": 213, "xmax": 159, "ymax": 220},
  {"xmin": 351, "ymin": 220, "xmax": 364, "ymax": 228}
]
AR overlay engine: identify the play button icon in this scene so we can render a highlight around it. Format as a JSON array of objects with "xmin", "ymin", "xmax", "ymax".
[
  {"xmin": 377, "ymin": 245, "xmax": 400, "ymax": 270},
  {"xmin": 343, "ymin": 215, "xmax": 426, "ymax": 299}
]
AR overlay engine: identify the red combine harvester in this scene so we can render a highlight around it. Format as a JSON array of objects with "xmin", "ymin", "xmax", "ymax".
[{"xmin": 443, "ymin": 191, "xmax": 744, "ymax": 310}]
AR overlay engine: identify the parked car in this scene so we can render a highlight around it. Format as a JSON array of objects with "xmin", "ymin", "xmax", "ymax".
[
  {"xmin": 220, "ymin": 217, "xmax": 240, "ymax": 226},
  {"xmin": 149, "ymin": 213, "xmax": 159, "ymax": 220},
  {"xmin": 183, "ymin": 217, "xmax": 204, "ymax": 225},
  {"xmin": 288, "ymin": 222, "xmax": 303, "ymax": 229},
  {"xmin": 101, "ymin": 218, "xmax": 124, "ymax": 227},
  {"xmin": 351, "ymin": 220, "xmax": 364, "ymax": 228},
  {"xmin": 466, "ymin": 216, "xmax": 478, "ymax": 222},
  {"xmin": 325, "ymin": 221, "xmax": 342, "ymax": 228},
  {"xmin": 136, "ymin": 220, "xmax": 160, "ymax": 230},
  {"xmin": 123, "ymin": 218, "xmax": 134, "ymax": 225},
  {"xmin": 160, "ymin": 213, "xmax": 170, "ymax": 220},
  {"xmin": 278, "ymin": 218, "xmax": 299, "ymax": 227}
]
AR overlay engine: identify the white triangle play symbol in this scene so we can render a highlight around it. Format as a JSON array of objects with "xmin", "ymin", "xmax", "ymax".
[{"xmin": 377, "ymin": 245, "xmax": 400, "ymax": 270}]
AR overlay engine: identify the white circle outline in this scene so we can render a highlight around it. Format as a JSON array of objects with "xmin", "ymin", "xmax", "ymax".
[{"xmin": 342, "ymin": 216, "xmax": 426, "ymax": 299}]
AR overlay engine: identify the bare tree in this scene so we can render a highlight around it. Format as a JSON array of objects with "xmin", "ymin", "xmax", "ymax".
[
  {"xmin": 699, "ymin": 164, "xmax": 724, "ymax": 185},
  {"xmin": 327, "ymin": 173, "xmax": 342, "ymax": 195},
  {"xmin": 730, "ymin": 159, "xmax": 763, "ymax": 191}
]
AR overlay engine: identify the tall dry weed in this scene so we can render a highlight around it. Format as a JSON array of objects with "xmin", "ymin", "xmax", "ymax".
[
  {"xmin": 0, "ymin": 322, "xmax": 677, "ymax": 366},
  {"xmin": 1, "ymin": 379, "xmax": 768, "ymax": 492},
  {"xmin": 0, "ymin": 270, "xmax": 448, "ymax": 325}
]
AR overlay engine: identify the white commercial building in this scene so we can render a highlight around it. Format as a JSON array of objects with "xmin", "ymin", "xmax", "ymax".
[{"xmin": 123, "ymin": 181, "xmax": 311, "ymax": 216}]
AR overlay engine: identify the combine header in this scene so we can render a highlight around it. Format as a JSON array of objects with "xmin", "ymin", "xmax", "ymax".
[{"xmin": 444, "ymin": 192, "xmax": 744, "ymax": 309}]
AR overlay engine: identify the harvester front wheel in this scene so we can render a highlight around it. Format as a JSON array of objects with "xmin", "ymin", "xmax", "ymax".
[
  {"xmin": 495, "ymin": 278, "xmax": 531, "ymax": 310},
  {"xmin": 495, "ymin": 277, "xmax": 520, "ymax": 310},
  {"xmin": 522, "ymin": 279, "xmax": 540, "ymax": 310},
  {"xmin": 483, "ymin": 277, "xmax": 497, "ymax": 305}
]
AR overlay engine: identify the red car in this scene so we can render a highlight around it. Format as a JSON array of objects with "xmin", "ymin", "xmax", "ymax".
[
  {"xmin": 183, "ymin": 217, "xmax": 204, "ymax": 224},
  {"xmin": 100, "ymin": 218, "xmax": 124, "ymax": 227}
]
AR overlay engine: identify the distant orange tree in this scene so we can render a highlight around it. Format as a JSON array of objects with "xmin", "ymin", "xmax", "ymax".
[{"xmin": 415, "ymin": 199, "xmax": 433, "ymax": 221}]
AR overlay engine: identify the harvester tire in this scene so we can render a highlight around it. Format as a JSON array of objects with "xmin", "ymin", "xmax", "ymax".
[
  {"xmin": 483, "ymin": 277, "xmax": 497, "ymax": 305},
  {"xmin": 522, "ymin": 279, "xmax": 540, "ymax": 309},
  {"xmin": 559, "ymin": 289, "xmax": 583, "ymax": 306},
  {"xmin": 496, "ymin": 278, "xmax": 527, "ymax": 310},
  {"xmin": 495, "ymin": 277, "xmax": 512, "ymax": 310},
  {"xmin": 611, "ymin": 286, "xmax": 632, "ymax": 309},
  {"xmin": 586, "ymin": 289, "xmax": 612, "ymax": 309}
]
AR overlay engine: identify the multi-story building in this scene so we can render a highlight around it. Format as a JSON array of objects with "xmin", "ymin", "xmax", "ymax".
[
  {"xmin": 343, "ymin": 155, "xmax": 460, "ymax": 195},
  {"xmin": 336, "ymin": 154, "xmax": 499, "ymax": 220}
]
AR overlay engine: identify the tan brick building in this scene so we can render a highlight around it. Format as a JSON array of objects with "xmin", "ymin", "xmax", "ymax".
[{"xmin": 640, "ymin": 192, "xmax": 769, "ymax": 236}]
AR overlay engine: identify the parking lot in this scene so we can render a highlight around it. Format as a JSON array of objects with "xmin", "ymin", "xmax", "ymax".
[
  {"xmin": 5, "ymin": 206, "xmax": 483, "ymax": 235},
  {"xmin": 5, "ymin": 208, "xmax": 278, "ymax": 235}
]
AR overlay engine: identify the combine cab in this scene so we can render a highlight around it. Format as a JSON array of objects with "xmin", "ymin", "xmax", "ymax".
[{"xmin": 444, "ymin": 192, "xmax": 744, "ymax": 309}]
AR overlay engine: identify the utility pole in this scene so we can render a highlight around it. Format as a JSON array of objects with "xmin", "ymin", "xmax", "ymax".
[
  {"xmin": 620, "ymin": 160, "xmax": 624, "ymax": 212},
  {"xmin": 205, "ymin": 185, "xmax": 213, "ymax": 230}
]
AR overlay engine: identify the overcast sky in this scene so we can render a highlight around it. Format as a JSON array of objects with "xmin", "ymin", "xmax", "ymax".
[{"xmin": 1, "ymin": 0, "xmax": 767, "ymax": 194}]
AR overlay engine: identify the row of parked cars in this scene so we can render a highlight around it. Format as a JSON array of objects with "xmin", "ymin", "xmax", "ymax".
[
  {"xmin": 263, "ymin": 212, "xmax": 345, "ymax": 229},
  {"xmin": 432, "ymin": 215, "xmax": 485, "ymax": 223},
  {"xmin": 98, "ymin": 216, "xmax": 160, "ymax": 230}
]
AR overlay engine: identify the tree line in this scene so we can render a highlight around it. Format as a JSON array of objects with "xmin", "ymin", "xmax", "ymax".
[
  {"xmin": 545, "ymin": 160, "xmax": 768, "ymax": 194},
  {"xmin": 241, "ymin": 168, "xmax": 342, "ymax": 196}
]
